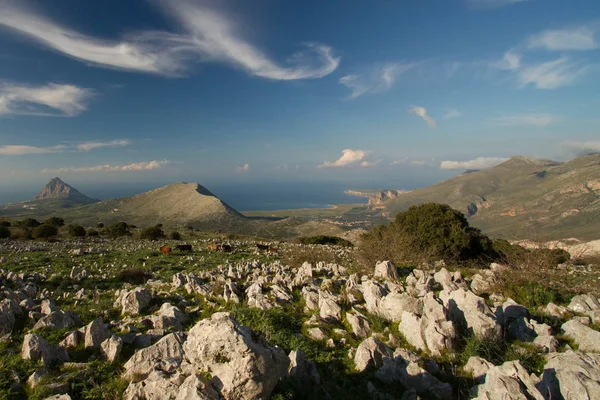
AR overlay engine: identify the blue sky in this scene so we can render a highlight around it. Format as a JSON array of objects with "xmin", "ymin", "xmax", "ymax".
[{"xmin": 0, "ymin": 0, "xmax": 599, "ymax": 195}]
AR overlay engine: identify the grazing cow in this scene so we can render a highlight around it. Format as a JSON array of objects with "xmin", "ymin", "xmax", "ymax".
[
  {"xmin": 207, "ymin": 243, "xmax": 219, "ymax": 252},
  {"xmin": 160, "ymin": 246, "xmax": 172, "ymax": 255},
  {"xmin": 256, "ymin": 244, "xmax": 269, "ymax": 251},
  {"xmin": 175, "ymin": 244, "xmax": 193, "ymax": 252},
  {"xmin": 221, "ymin": 244, "xmax": 233, "ymax": 253}
]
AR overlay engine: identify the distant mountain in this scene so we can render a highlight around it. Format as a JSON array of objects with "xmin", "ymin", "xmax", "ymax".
[
  {"xmin": 380, "ymin": 154, "xmax": 600, "ymax": 241},
  {"xmin": 69, "ymin": 182, "xmax": 247, "ymax": 229},
  {"xmin": 36, "ymin": 177, "xmax": 96, "ymax": 203},
  {"xmin": 0, "ymin": 177, "xmax": 97, "ymax": 218}
]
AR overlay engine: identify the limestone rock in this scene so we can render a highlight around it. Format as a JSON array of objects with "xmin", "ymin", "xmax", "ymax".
[
  {"xmin": 374, "ymin": 261, "xmax": 399, "ymax": 281},
  {"xmin": 346, "ymin": 311, "xmax": 371, "ymax": 338},
  {"xmin": 568, "ymin": 294, "xmax": 600, "ymax": 315},
  {"xmin": 100, "ymin": 334, "xmax": 123, "ymax": 362},
  {"xmin": 541, "ymin": 350, "xmax": 600, "ymax": 400},
  {"xmin": 379, "ymin": 293, "xmax": 422, "ymax": 322},
  {"xmin": 115, "ymin": 287, "xmax": 152, "ymax": 315},
  {"xmin": 464, "ymin": 357, "xmax": 494, "ymax": 384},
  {"xmin": 354, "ymin": 337, "xmax": 393, "ymax": 373},
  {"xmin": 472, "ymin": 361, "xmax": 546, "ymax": 400},
  {"xmin": 33, "ymin": 310, "xmax": 81, "ymax": 331},
  {"xmin": 84, "ymin": 317, "xmax": 111, "ymax": 349},
  {"xmin": 22, "ymin": 334, "xmax": 69, "ymax": 366},
  {"xmin": 440, "ymin": 288, "xmax": 501, "ymax": 339},
  {"xmin": 152, "ymin": 303, "xmax": 190, "ymax": 330},
  {"xmin": 123, "ymin": 332, "xmax": 186, "ymax": 379},
  {"xmin": 288, "ymin": 349, "xmax": 320, "ymax": 395},
  {"xmin": 183, "ymin": 312, "xmax": 289, "ymax": 400},
  {"xmin": 561, "ymin": 319, "xmax": 600, "ymax": 352},
  {"xmin": 175, "ymin": 374, "xmax": 220, "ymax": 400}
]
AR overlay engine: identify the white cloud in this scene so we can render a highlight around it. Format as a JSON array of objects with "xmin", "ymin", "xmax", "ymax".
[
  {"xmin": 517, "ymin": 57, "xmax": 587, "ymax": 89},
  {"xmin": 467, "ymin": 0, "xmax": 529, "ymax": 9},
  {"xmin": 41, "ymin": 160, "xmax": 169, "ymax": 174},
  {"xmin": 492, "ymin": 114, "xmax": 559, "ymax": 127},
  {"xmin": 319, "ymin": 149, "xmax": 370, "ymax": 168},
  {"xmin": 0, "ymin": 82, "xmax": 94, "ymax": 117},
  {"xmin": 528, "ymin": 28, "xmax": 597, "ymax": 51},
  {"xmin": 562, "ymin": 141, "xmax": 600, "ymax": 157},
  {"xmin": 409, "ymin": 106, "xmax": 438, "ymax": 127},
  {"xmin": 339, "ymin": 62, "xmax": 416, "ymax": 99},
  {"xmin": 495, "ymin": 51, "xmax": 521, "ymax": 71},
  {"xmin": 0, "ymin": 140, "xmax": 130, "ymax": 155},
  {"xmin": 440, "ymin": 157, "xmax": 508, "ymax": 170},
  {"xmin": 75, "ymin": 140, "xmax": 131, "ymax": 152},
  {"xmin": 0, "ymin": 1, "xmax": 339, "ymax": 80},
  {"xmin": 444, "ymin": 109, "xmax": 462, "ymax": 119},
  {"xmin": 390, "ymin": 158, "xmax": 428, "ymax": 166},
  {"xmin": 360, "ymin": 160, "xmax": 381, "ymax": 167},
  {"xmin": 235, "ymin": 164, "xmax": 250, "ymax": 173}
]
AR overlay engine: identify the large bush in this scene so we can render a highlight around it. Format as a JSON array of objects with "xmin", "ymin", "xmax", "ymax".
[
  {"xmin": 0, "ymin": 226, "xmax": 9, "ymax": 239},
  {"xmin": 68, "ymin": 225, "xmax": 86, "ymax": 238},
  {"xmin": 31, "ymin": 224, "xmax": 58, "ymax": 240},
  {"xmin": 299, "ymin": 235, "xmax": 354, "ymax": 247},
  {"xmin": 104, "ymin": 222, "xmax": 130, "ymax": 238},
  {"xmin": 359, "ymin": 203, "xmax": 493, "ymax": 267},
  {"xmin": 17, "ymin": 218, "xmax": 40, "ymax": 228},
  {"xmin": 140, "ymin": 225, "xmax": 166, "ymax": 241},
  {"xmin": 0, "ymin": 221, "xmax": 11, "ymax": 227},
  {"xmin": 45, "ymin": 217, "xmax": 65, "ymax": 227}
]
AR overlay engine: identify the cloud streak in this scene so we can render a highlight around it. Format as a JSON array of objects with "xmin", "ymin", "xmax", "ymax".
[
  {"xmin": 0, "ymin": 82, "xmax": 94, "ymax": 117},
  {"xmin": 319, "ymin": 149, "xmax": 370, "ymax": 168},
  {"xmin": 41, "ymin": 160, "xmax": 169, "ymax": 174},
  {"xmin": 235, "ymin": 164, "xmax": 250, "ymax": 173},
  {"xmin": 0, "ymin": 140, "xmax": 131, "ymax": 155},
  {"xmin": 339, "ymin": 62, "xmax": 416, "ymax": 99},
  {"xmin": 410, "ymin": 106, "xmax": 438, "ymax": 127},
  {"xmin": 562, "ymin": 141, "xmax": 600, "ymax": 157},
  {"xmin": 492, "ymin": 114, "xmax": 559, "ymax": 127},
  {"xmin": 0, "ymin": 1, "xmax": 339, "ymax": 80},
  {"xmin": 528, "ymin": 28, "xmax": 597, "ymax": 51},
  {"xmin": 467, "ymin": 0, "xmax": 529, "ymax": 9},
  {"xmin": 440, "ymin": 157, "xmax": 508, "ymax": 170}
]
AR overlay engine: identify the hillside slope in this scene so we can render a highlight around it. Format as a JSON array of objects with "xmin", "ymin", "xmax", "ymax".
[{"xmin": 381, "ymin": 154, "xmax": 600, "ymax": 240}]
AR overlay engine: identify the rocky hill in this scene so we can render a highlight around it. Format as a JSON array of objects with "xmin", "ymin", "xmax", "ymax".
[
  {"xmin": 380, "ymin": 154, "xmax": 600, "ymax": 241},
  {"xmin": 68, "ymin": 182, "xmax": 249, "ymax": 230},
  {"xmin": 35, "ymin": 177, "xmax": 96, "ymax": 203},
  {"xmin": 0, "ymin": 177, "xmax": 97, "ymax": 218}
]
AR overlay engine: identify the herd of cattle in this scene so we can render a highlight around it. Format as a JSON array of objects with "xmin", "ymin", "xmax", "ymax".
[{"xmin": 159, "ymin": 243, "xmax": 277, "ymax": 255}]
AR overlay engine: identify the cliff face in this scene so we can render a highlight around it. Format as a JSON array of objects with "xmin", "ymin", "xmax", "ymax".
[
  {"xmin": 35, "ymin": 177, "xmax": 96, "ymax": 203},
  {"xmin": 346, "ymin": 190, "xmax": 409, "ymax": 206}
]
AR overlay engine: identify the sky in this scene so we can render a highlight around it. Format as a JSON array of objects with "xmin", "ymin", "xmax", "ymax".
[{"xmin": 0, "ymin": 0, "xmax": 599, "ymax": 197}]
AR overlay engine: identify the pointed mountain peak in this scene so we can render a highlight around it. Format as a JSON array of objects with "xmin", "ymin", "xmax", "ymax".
[{"xmin": 35, "ymin": 178, "xmax": 95, "ymax": 203}]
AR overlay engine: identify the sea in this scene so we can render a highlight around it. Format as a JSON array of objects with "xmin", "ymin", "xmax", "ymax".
[{"xmin": 0, "ymin": 179, "xmax": 432, "ymax": 212}]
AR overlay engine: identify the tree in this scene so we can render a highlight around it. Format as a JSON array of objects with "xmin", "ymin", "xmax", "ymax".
[
  {"xmin": 45, "ymin": 217, "xmax": 65, "ymax": 227},
  {"xmin": 18, "ymin": 218, "xmax": 40, "ymax": 228},
  {"xmin": 0, "ymin": 226, "xmax": 9, "ymax": 239},
  {"xmin": 140, "ymin": 225, "xmax": 166, "ymax": 241},
  {"xmin": 105, "ymin": 222, "xmax": 130, "ymax": 238},
  {"xmin": 32, "ymin": 224, "xmax": 58, "ymax": 240},
  {"xmin": 68, "ymin": 225, "xmax": 86, "ymax": 238},
  {"xmin": 359, "ymin": 203, "xmax": 493, "ymax": 267},
  {"xmin": 169, "ymin": 231, "xmax": 182, "ymax": 240}
]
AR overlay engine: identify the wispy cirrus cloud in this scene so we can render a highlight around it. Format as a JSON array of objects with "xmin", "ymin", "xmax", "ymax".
[
  {"xmin": 440, "ymin": 157, "xmax": 508, "ymax": 170},
  {"xmin": 527, "ymin": 28, "xmax": 597, "ymax": 51},
  {"xmin": 235, "ymin": 164, "xmax": 250, "ymax": 173},
  {"xmin": 444, "ymin": 109, "xmax": 462, "ymax": 119},
  {"xmin": 0, "ymin": 82, "xmax": 94, "ymax": 117},
  {"xmin": 0, "ymin": 140, "xmax": 131, "ymax": 155},
  {"xmin": 319, "ymin": 149, "xmax": 370, "ymax": 168},
  {"xmin": 339, "ymin": 62, "xmax": 416, "ymax": 99},
  {"xmin": 409, "ymin": 106, "xmax": 438, "ymax": 127},
  {"xmin": 492, "ymin": 113, "xmax": 560, "ymax": 127},
  {"xmin": 467, "ymin": 0, "xmax": 530, "ymax": 9},
  {"xmin": 562, "ymin": 141, "xmax": 600, "ymax": 157},
  {"xmin": 41, "ymin": 160, "xmax": 169, "ymax": 174},
  {"xmin": 0, "ymin": 0, "xmax": 339, "ymax": 80}
]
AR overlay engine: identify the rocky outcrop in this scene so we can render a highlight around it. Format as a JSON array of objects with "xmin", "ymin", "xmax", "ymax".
[
  {"xmin": 183, "ymin": 312, "xmax": 289, "ymax": 400},
  {"xmin": 354, "ymin": 337, "xmax": 394, "ymax": 373},
  {"xmin": 115, "ymin": 287, "xmax": 152, "ymax": 315},
  {"xmin": 472, "ymin": 361, "xmax": 547, "ymax": 400},
  {"xmin": 22, "ymin": 334, "xmax": 69, "ymax": 366},
  {"xmin": 561, "ymin": 319, "xmax": 600, "ymax": 352},
  {"xmin": 123, "ymin": 333, "xmax": 187, "ymax": 379},
  {"xmin": 541, "ymin": 350, "xmax": 600, "ymax": 400},
  {"xmin": 440, "ymin": 288, "xmax": 501, "ymax": 339}
]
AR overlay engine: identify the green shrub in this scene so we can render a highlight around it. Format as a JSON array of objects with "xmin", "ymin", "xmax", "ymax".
[
  {"xmin": 87, "ymin": 229, "xmax": 99, "ymax": 237},
  {"xmin": 0, "ymin": 226, "xmax": 9, "ymax": 239},
  {"xmin": 299, "ymin": 235, "xmax": 354, "ymax": 247},
  {"xmin": 31, "ymin": 224, "xmax": 58, "ymax": 240},
  {"xmin": 0, "ymin": 221, "xmax": 11, "ymax": 227},
  {"xmin": 17, "ymin": 218, "xmax": 40, "ymax": 228},
  {"xmin": 44, "ymin": 217, "xmax": 65, "ymax": 227},
  {"xmin": 67, "ymin": 225, "xmax": 86, "ymax": 238},
  {"xmin": 359, "ymin": 203, "xmax": 493, "ymax": 267},
  {"xmin": 169, "ymin": 231, "xmax": 182, "ymax": 240},
  {"xmin": 140, "ymin": 225, "xmax": 166, "ymax": 241},
  {"xmin": 9, "ymin": 227, "xmax": 30, "ymax": 240},
  {"xmin": 104, "ymin": 222, "xmax": 130, "ymax": 238}
]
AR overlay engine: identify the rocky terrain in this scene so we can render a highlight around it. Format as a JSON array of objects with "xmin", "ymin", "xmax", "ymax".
[
  {"xmin": 380, "ymin": 153, "xmax": 600, "ymax": 241},
  {"xmin": 0, "ymin": 237, "xmax": 599, "ymax": 399}
]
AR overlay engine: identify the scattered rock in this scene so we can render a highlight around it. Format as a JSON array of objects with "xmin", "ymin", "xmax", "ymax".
[
  {"xmin": 561, "ymin": 319, "xmax": 600, "ymax": 352},
  {"xmin": 354, "ymin": 337, "xmax": 393, "ymax": 373},
  {"xmin": 100, "ymin": 334, "xmax": 123, "ymax": 362},
  {"xmin": 22, "ymin": 334, "xmax": 69, "ymax": 366}
]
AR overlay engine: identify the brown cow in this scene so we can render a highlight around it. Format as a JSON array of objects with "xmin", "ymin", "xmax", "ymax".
[
  {"xmin": 160, "ymin": 246, "xmax": 172, "ymax": 255},
  {"xmin": 207, "ymin": 244, "xmax": 219, "ymax": 252}
]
